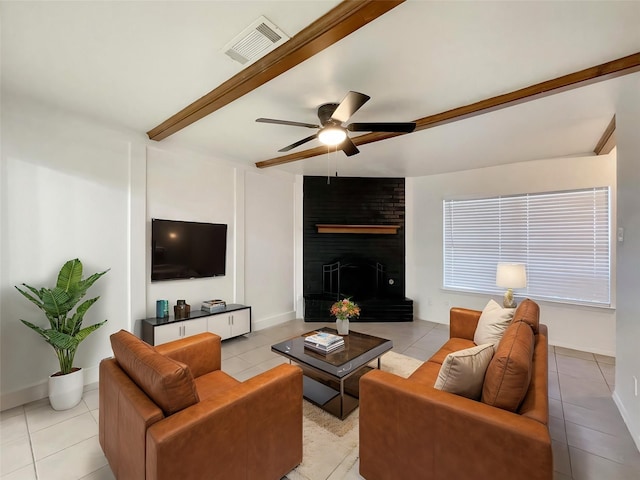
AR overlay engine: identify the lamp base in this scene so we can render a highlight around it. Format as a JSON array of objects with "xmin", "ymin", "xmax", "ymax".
[{"xmin": 503, "ymin": 289, "xmax": 517, "ymax": 309}]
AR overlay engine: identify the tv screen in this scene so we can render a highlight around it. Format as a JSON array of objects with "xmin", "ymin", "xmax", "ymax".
[{"xmin": 151, "ymin": 219, "xmax": 227, "ymax": 281}]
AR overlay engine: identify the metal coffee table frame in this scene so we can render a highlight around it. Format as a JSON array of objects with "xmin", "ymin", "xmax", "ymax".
[{"xmin": 271, "ymin": 328, "xmax": 393, "ymax": 419}]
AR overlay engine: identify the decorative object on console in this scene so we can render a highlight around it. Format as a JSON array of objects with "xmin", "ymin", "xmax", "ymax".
[
  {"xmin": 156, "ymin": 299, "xmax": 169, "ymax": 318},
  {"xmin": 496, "ymin": 263, "xmax": 527, "ymax": 308},
  {"xmin": 330, "ymin": 298, "xmax": 360, "ymax": 335},
  {"xmin": 15, "ymin": 258, "xmax": 109, "ymax": 410},
  {"xmin": 201, "ymin": 299, "xmax": 226, "ymax": 313},
  {"xmin": 174, "ymin": 299, "xmax": 190, "ymax": 319}
]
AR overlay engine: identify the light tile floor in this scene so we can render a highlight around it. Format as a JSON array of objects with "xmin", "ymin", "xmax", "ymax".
[{"xmin": 1, "ymin": 319, "xmax": 639, "ymax": 480}]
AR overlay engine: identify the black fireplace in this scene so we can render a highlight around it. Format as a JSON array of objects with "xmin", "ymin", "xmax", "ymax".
[
  {"xmin": 302, "ymin": 176, "xmax": 413, "ymax": 322},
  {"xmin": 323, "ymin": 257, "xmax": 385, "ymax": 300}
]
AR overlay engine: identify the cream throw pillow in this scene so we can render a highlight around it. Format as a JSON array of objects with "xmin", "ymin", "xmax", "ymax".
[
  {"xmin": 474, "ymin": 299, "xmax": 515, "ymax": 345},
  {"xmin": 434, "ymin": 343, "xmax": 495, "ymax": 400}
]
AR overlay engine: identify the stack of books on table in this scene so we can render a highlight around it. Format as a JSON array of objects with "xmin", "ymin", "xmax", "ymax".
[
  {"xmin": 304, "ymin": 331, "xmax": 345, "ymax": 354},
  {"xmin": 201, "ymin": 299, "xmax": 226, "ymax": 313}
]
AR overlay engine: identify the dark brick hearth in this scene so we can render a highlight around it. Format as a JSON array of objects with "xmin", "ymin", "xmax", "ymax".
[{"xmin": 303, "ymin": 176, "xmax": 413, "ymax": 322}]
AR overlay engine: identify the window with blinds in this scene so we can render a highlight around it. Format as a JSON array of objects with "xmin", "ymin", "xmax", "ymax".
[{"xmin": 443, "ymin": 187, "xmax": 611, "ymax": 307}]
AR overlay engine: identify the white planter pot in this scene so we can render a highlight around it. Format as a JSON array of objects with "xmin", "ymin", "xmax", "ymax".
[{"xmin": 49, "ymin": 368, "xmax": 84, "ymax": 411}]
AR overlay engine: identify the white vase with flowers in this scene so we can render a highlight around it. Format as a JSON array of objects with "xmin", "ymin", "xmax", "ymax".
[{"xmin": 330, "ymin": 298, "xmax": 360, "ymax": 335}]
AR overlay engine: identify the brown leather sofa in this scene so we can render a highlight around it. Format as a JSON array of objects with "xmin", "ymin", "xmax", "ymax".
[
  {"xmin": 99, "ymin": 330, "xmax": 302, "ymax": 480},
  {"xmin": 359, "ymin": 299, "xmax": 552, "ymax": 480}
]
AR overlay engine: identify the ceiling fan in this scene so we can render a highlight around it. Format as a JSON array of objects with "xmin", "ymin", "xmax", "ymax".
[{"xmin": 256, "ymin": 91, "xmax": 416, "ymax": 157}]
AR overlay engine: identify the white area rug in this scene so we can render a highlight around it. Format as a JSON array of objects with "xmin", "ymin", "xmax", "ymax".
[{"xmin": 286, "ymin": 351, "xmax": 423, "ymax": 480}]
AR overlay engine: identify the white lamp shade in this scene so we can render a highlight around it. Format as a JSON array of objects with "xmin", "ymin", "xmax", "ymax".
[{"xmin": 496, "ymin": 263, "xmax": 527, "ymax": 288}]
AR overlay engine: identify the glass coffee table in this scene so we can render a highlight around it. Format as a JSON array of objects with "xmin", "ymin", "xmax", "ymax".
[{"xmin": 271, "ymin": 327, "xmax": 393, "ymax": 419}]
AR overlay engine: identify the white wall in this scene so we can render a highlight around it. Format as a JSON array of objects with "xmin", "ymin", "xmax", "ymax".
[
  {"xmin": 144, "ymin": 147, "xmax": 297, "ymax": 333},
  {"xmin": 407, "ymin": 154, "xmax": 617, "ymax": 356},
  {"xmin": 614, "ymin": 79, "xmax": 640, "ymax": 450},
  {"xmin": 245, "ymin": 171, "xmax": 296, "ymax": 330},
  {"xmin": 145, "ymin": 147, "xmax": 240, "ymax": 325},
  {"xmin": 0, "ymin": 94, "xmax": 147, "ymax": 409}
]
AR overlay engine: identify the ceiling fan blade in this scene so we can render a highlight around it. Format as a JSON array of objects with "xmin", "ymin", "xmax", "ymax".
[
  {"xmin": 340, "ymin": 136, "xmax": 360, "ymax": 157},
  {"xmin": 278, "ymin": 133, "xmax": 319, "ymax": 152},
  {"xmin": 347, "ymin": 122, "xmax": 416, "ymax": 133},
  {"xmin": 256, "ymin": 118, "xmax": 319, "ymax": 129},
  {"xmin": 330, "ymin": 91, "xmax": 371, "ymax": 123}
]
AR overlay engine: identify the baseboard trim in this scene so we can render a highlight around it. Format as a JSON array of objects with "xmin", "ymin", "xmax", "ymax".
[
  {"xmin": 550, "ymin": 341, "xmax": 615, "ymax": 358},
  {"xmin": 252, "ymin": 310, "xmax": 297, "ymax": 331},
  {"xmin": 0, "ymin": 364, "xmax": 100, "ymax": 411},
  {"xmin": 1, "ymin": 381, "xmax": 48, "ymax": 411},
  {"xmin": 613, "ymin": 390, "xmax": 640, "ymax": 452}
]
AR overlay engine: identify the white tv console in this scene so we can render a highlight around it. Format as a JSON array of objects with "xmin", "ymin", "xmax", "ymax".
[{"xmin": 141, "ymin": 304, "xmax": 251, "ymax": 345}]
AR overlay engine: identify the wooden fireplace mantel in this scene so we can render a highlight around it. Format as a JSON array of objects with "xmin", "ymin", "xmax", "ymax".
[{"xmin": 316, "ymin": 224, "xmax": 400, "ymax": 234}]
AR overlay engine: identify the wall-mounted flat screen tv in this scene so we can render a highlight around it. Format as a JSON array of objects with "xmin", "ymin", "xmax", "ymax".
[{"xmin": 151, "ymin": 219, "xmax": 227, "ymax": 281}]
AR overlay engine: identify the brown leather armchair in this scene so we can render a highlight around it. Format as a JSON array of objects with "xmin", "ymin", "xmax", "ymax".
[{"xmin": 99, "ymin": 330, "xmax": 302, "ymax": 480}]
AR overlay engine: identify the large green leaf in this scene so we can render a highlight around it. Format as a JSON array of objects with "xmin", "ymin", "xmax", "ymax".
[
  {"xmin": 48, "ymin": 320, "xmax": 106, "ymax": 350},
  {"xmin": 44, "ymin": 330, "xmax": 80, "ymax": 351},
  {"xmin": 39, "ymin": 287, "xmax": 72, "ymax": 318},
  {"xmin": 66, "ymin": 297, "xmax": 99, "ymax": 335},
  {"xmin": 20, "ymin": 319, "xmax": 53, "ymax": 342},
  {"xmin": 15, "ymin": 285, "xmax": 44, "ymax": 309},
  {"xmin": 56, "ymin": 259, "xmax": 83, "ymax": 293},
  {"xmin": 16, "ymin": 284, "xmax": 45, "ymax": 304},
  {"xmin": 77, "ymin": 269, "xmax": 109, "ymax": 296},
  {"xmin": 63, "ymin": 262, "xmax": 108, "ymax": 310},
  {"xmin": 75, "ymin": 320, "xmax": 107, "ymax": 343}
]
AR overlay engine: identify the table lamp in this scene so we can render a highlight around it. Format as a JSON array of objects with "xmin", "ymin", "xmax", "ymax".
[{"xmin": 496, "ymin": 263, "xmax": 527, "ymax": 308}]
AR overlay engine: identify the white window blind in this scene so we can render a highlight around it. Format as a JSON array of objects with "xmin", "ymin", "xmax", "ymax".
[{"xmin": 443, "ymin": 187, "xmax": 610, "ymax": 307}]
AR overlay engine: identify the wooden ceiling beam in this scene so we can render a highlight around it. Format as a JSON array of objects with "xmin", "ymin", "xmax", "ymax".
[
  {"xmin": 256, "ymin": 51, "xmax": 640, "ymax": 169},
  {"xmin": 146, "ymin": 0, "xmax": 405, "ymax": 141},
  {"xmin": 594, "ymin": 115, "xmax": 616, "ymax": 155}
]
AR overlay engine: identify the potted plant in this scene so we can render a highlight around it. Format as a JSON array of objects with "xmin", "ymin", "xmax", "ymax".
[
  {"xmin": 15, "ymin": 258, "xmax": 109, "ymax": 410},
  {"xmin": 330, "ymin": 297, "xmax": 360, "ymax": 335}
]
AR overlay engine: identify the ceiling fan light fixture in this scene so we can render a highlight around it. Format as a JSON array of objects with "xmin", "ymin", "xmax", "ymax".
[
  {"xmin": 318, "ymin": 126, "xmax": 347, "ymax": 146},
  {"xmin": 258, "ymin": 91, "xmax": 410, "ymax": 155}
]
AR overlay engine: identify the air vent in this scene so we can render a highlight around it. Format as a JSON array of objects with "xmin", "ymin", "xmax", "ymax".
[{"xmin": 223, "ymin": 16, "xmax": 289, "ymax": 66}]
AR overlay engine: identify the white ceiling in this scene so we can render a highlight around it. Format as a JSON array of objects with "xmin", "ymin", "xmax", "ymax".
[{"xmin": 2, "ymin": 1, "xmax": 640, "ymax": 177}]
